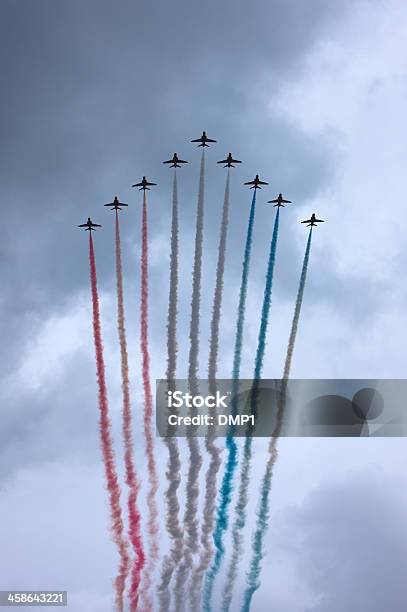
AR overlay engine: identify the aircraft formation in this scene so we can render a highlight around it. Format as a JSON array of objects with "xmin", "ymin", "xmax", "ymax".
[
  {"xmin": 78, "ymin": 130, "xmax": 325, "ymax": 230},
  {"xmin": 80, "ymin": 130, "xmax": 325, "ymax": 611}
]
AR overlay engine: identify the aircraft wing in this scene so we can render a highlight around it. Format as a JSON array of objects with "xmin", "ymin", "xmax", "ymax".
[
  {"xmin": 244, "ymin": 180, "xmax": 255, "ymax": 185},
  {"xmin": 93, "ymin": 223, "xmax": 102, "ymax": 227},
  {"xmin": 206, "ymin": 137, "xmax": 216, "ymax": 143},
  {"xmin": 314, "ymin": 218, "xmax": 324, "ymax": 222},
  {"xmin": 191, "ymin": 137, "xmax": 202, "ymax": 143},
  {"xmin": 132, "ymin": 182, "xmax": 142, "ymax": 187},
  {"xmin": 258, "ymin": 180, "xmax": 268, "ymax": 185},
  {"xmin": 163, "ymin": 160, "xmax": 172, "ymax": 164},
  {"xmin": 301, "ymin": 219, "xmax": 311, "ymax": 224},
  {"xmin": 217, "ymin": 159, "xmax": 228, "ymax": 164},
  {"xmin": 78, "ymin": 223, "xmax": 88, "ymax": 227},
  {"xmin": 282, "ymin": 199, "xmax": 292, "ymax": 203},
  {"xmin": 178, "ymin": 159, "xmax": 188, "ymax": 164}
]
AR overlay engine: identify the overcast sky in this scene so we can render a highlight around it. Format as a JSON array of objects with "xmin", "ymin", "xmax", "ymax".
[{"xmin": 1, "ymin": 1, "xmax": 407, "ymax": 610}]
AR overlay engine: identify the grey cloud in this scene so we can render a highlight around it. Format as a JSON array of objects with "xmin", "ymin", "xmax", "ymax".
[
  {"xmin": 3, "ymin": 2, "xmax": 403, "ymax": 609},
  {"xmin": 249, "ymin": 469, "xmax": 407, "ymax": 612},
  {"xmin": 0, "ymin": 0, "xmax": 354, "ymax": 386},
  {"xmin": 285, "ymin": 473, "xmax": 406, "ymax": 612},
  {"xmin": 0, "ymin": 351, "xmax": 100, "ymax": 482}
]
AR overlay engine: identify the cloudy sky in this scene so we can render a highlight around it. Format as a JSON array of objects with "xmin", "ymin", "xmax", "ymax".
[{"xmin": 1, "ymin": 0, "xmax": 406, "ymax": 610}]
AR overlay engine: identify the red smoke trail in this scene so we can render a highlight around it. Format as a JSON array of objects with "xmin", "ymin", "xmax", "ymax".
[
  {"xmin": 88, "ymin": 233, "xmax": 130, "ymax": 612},
  {"xmin": 140, "ymin": 192, "xmax": 159, "ymax": 609},
  {"xmin": 115, "ymin": 212, "xmax": 145, "ymax": 611}
]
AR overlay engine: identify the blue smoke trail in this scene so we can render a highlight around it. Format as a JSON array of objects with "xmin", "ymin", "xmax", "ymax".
[
  {"xmin": 202, "ymin": 190, "xmax": 257, "ymax": 612},
  {"xmin": 253, "ymin": 207, "xmax": 280, "ymax": 380},
  {"xmin": 222, "ymin": 207, "xmax": 280, "ymax": 612},
  {"xmin": 241, "ymin": 228, "xmax": 313, "ymax": 612},
  {"xmin": 240, "ymin": 450, "xmax": 275, "ymax": 612}
]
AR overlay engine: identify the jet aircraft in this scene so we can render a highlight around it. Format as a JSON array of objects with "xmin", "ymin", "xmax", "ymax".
[
  {"xmin": 132, "ymin": 176, "xmax": 157, "ymax": 191},
  {"xmin": 301, "ymin": 213, "xmax": 325, "ymax": 227},
  {"xmin": 217, "ymin": 152, "xmax": 242, "ymax": 167},
  {"xmin": 78, "ymin": 217, "xmax": 102, "ymax": 231},
  {"xmin": 244, "ymin": 174, "xmax": 268, "ymax": 189},
  {"xmin": 163, "ymin": 153, "xmax": 188, "ymax": 168},
  {"xmin": 191, "ymin": 131, "xmax": 216, "ymax": 147},
  {"xmin": 268, "ymin": 193, "xmax": 292, "ymax": 207},
  {"xmin": 104, "ymin": 196, "xmax": 128, "ymax": 210}
]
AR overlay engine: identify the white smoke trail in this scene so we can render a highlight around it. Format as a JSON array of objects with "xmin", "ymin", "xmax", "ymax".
[
  {"xmin": 189, "ymin": 170, "xmax": 231, "ymax": 608},
  {"xmin": 174, "ymin": 149, "xmax": 205, "ymax": 611},
  {"xmin": 158, "ymin": 171, "xmax": 183, "ymax": 612}
]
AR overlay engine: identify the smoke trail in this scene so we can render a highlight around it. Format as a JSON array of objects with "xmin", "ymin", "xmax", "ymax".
[
  {"xmin": 221, "ymin": 208, "xmax": 280, "ymax": 612},
  {"xmin": 158, "ymin": 171, "xmax": 183, "ymax": 612},
  {"xmin": 241, "ymin": 228, "xmax": 313, "ymax": 612},
  {"xmin": 88, "ymin": 233, "xmax": 130, "ymax": 612},
  {"xmin": 232, "ymin": 190, "xmax": 258, "ymax": 382},
  {"xmin": 189, "ymin": 170, "xmax": 231, "ymax": 608},
  {"xmin": 240, "ymin": 444, "xmax": 277, "ymax": 612},
  {"xmin": 167, "ymin": 162, "xmax": 180, "ymax": 383},
  {"xmin": 282, "ymin": 228, "xmax": 313, "ymax": 381},
  {"xmin": 207, "ymin": 169, "xmax": 230, "ymax": 381},
  {"xmin": 188, "ymin": 149, "xmax": 205, "ymax": 382},
  {"xmin": 203, "ymin": 189, "xmax": 257, "ymax": 612},
  {"xmin": 140, "ymin": 192, "xmax": 160, "ymax": 609},
  {"xmin": 174, "ymin": 149, "xmax": 205, "ymax": 612},
  {"xmin": 252, "ymin": 207, "xmax": 280, "ymax": 380},
  {"xmin": 114, "ymin": 212, "xmax": 145, "ymax": 611}
]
